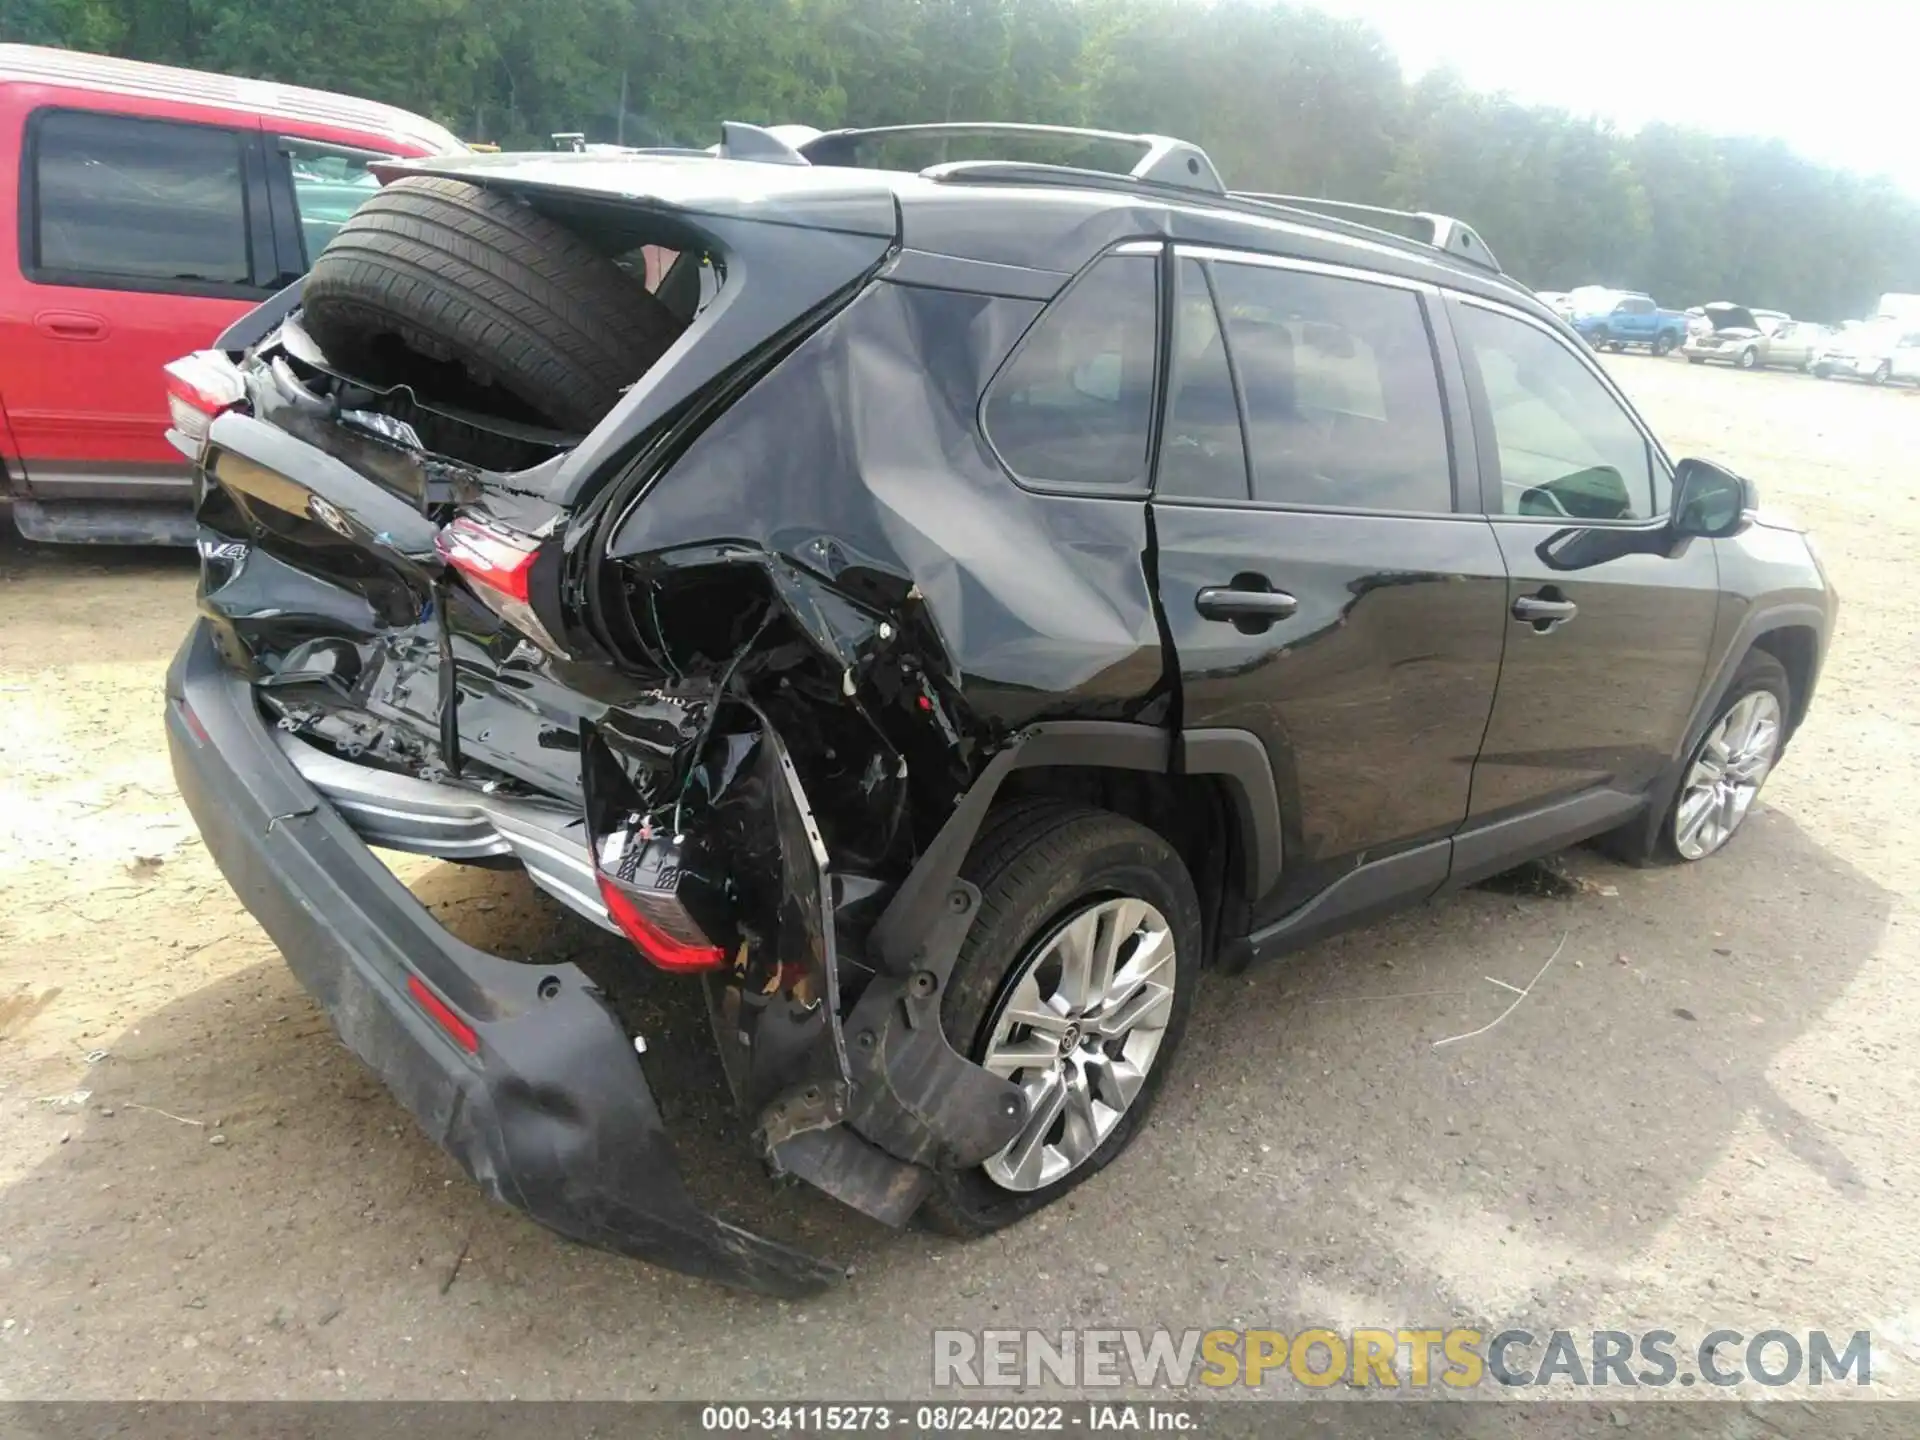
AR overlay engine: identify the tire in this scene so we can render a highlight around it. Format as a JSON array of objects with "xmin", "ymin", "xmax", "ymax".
[
  {"xmin": 1813, "ymin": 363, "xmax": 1832, "ymax": 378},
  {"xmin": 1607, "ymin": 342, "xmax": 1625, "ymax": 353},
  {"xmin": 1653, "ymin": 333, "xmax": 1675, "ymax": 357},
  {"xmin": 1737, "ymin": 346, "xmax": 1759, "ymax": 370},
  {"xmin": 301, "ymin": 176, "xmax": 681, "ymax": 438},
  {"xmin": 919, "ymin": 801, "xmax": 1203, "ymax": 1237},
  {"xmin": 1687, "ymin": 356, "xmax": 1706, "ymax": 365},
  {"xmin": 1871, "ymin": 361, "xmax": 1892, "ymax": 386},
  {"xmin": 1598, "ymin": 651, "xmax": 1790, "ymax": 867}
]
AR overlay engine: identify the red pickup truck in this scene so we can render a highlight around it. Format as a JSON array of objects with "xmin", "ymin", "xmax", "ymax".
[{"xmin": 0, "ymin": 45, "xmax": 459, "ymax": 544}]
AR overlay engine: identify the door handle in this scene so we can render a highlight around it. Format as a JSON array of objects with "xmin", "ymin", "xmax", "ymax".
[
  {"xmin": 35, "ymin": 310, "xmax": 108, "ymax": 341},
  {"xmin": 1512, "ymin": 592, "xmax": 1578, "ymax": 630},
  {"xmin": 1196, "ymin": 586, "xmax": 1299, "ymax": 623}
]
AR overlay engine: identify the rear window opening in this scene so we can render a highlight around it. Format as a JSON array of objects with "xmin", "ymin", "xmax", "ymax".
[{"xmin": 270, "ymin": 176, "xmax": 727, "ymax": 476}]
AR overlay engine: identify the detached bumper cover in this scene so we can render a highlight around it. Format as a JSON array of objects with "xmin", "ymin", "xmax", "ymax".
[{"xmin": 165, "ymin": 621, "xmax": 841, "ymax": 1297}]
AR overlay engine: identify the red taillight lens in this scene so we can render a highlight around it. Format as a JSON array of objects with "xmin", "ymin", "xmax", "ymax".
[
  {"xmin": 437, "ymin": 515, "xmax": 536, "ymax": 604},
  {"xmin": 405, "ymin": 974, "xmax": 480, "ymax": 1054},
  {"xmin": 163, "ymin": 351, "xmax": 246, "ymax": 450},
  {"xmin": 436, "ymin": 515, "xmax": 568, "ymax": 655},
  {"xmin": 596, "ymin": 873, "xmax": 727, "ymax": 973}
]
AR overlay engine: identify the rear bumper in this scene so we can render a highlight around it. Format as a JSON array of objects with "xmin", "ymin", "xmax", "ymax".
[{"xmin": 165, "ymin": 620, "xmax": 841, "ymax": 1296}]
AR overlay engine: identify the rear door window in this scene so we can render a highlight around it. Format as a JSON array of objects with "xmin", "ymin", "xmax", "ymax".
[
  {"xmin": 983, "ymin": 252, "xmax": 1159, "ymax": 493},
  {"xmin": 1156, "ymin": 258, "xmax": 1250, "ymax": 501},
  {"xmin": 283, "ymin": 144, "xmax": 383, "ymax": 262},
  {"xmin": 29, "ymin": 109, "xmax": 253, "ymax": 291},
  {"xmin": 1207, "ymin": 260, "xmax": 1453, "ymax": 513}
]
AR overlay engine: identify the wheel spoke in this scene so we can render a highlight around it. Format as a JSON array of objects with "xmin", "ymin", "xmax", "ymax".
[
  {"xmin": 1001, "ymin": 1070, "xmax": 1067, "ymax": 1190},
  {"xmin": 1675, "ymin": 786, "xmax": 1716, "ymax": 852},
  {"xmin": 1059, "ymin": 1063, "xmax": 1102, "ymax": 1165},
  {"xmin": 1093, "ymin": 923, "xmax": 1175, "ymax": 1032},
  {"xmin": 1086, "ymin": 1052, "xmax": 1147, "ymax": 1110},
  {"xmin": 1051, "ymin": 908, "xmax": 1103, "ymax": 1013},
  {"xmin": 981, "ymin": 1034, "xmax": 1062, "ymax": 1078},
  {"xmin": 998, "ymin": 971, "xmax": 1075, "ymax": 1040}
]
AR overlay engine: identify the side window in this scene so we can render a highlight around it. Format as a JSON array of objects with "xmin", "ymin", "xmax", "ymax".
[
  {"xmin": 1208, "ymin": 261, "xmax": 1452, "ymax": 512},
  {"xmin": 983, "ymin": 253, "xmax": 1158, "ymax": 492},
  {"xmin": 30, "ymin": 109, "xmax": 251, "ymax": 289},
  {"xmin": 1455, "ymin": 302, "xmax": 1654, "ymax": 521},
  {"xmin": 1157, "ymin": 258, "xmax": 1249, "ymax": 501},
  {"xmin": 284, "ymin": 143, "xmax": 383, "ymax": 262}
]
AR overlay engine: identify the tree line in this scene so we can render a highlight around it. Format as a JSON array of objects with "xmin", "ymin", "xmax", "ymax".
[{"xmin": 7, "ymin": 0, "xmax": 1917, "ymax": 320}]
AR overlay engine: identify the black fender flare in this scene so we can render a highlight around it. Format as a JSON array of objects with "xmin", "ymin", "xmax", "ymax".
[
  {"xmin": 1622, "ymin": 601, "xmax": 1829, "ymax": 853},
  {"xmin": 841, "ymin": 719, "xmax": 1281, "ymax": 1170}
]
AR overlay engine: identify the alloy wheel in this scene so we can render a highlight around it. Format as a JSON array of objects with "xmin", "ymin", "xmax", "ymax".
[
  {"xmin": 1674, "ymin": 690, "xmax": 1782, "ymax": 860},
  {"xmin": 979, "ymin": 897, "xmax": 1177, "ymax": 1193}
]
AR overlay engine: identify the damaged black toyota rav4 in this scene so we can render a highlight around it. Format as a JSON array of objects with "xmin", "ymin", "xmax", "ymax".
[{"xmin": 163, "ymin": 121, "xmax": 1835, "ymax": 1295}]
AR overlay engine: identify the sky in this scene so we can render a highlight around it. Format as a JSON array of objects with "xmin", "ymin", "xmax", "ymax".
[{"xmin": 1308, "ymin": 0, "xmax": 1920, "ymax": 197}]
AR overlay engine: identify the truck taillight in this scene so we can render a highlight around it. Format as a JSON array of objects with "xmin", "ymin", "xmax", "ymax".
[{"xmin": 436, "ymin": 515, "xmax": 567, "ymax": 656}]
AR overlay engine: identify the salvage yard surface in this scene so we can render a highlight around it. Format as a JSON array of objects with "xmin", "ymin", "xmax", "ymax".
[{"xmin": 0, "ymin": 359, "xmax": 1915, "ymax": 1404}]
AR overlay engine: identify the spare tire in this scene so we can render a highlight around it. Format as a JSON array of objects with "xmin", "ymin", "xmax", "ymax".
[{"xmin": 301, "ymin": 175, "xmax": 681, "ymax": 436}]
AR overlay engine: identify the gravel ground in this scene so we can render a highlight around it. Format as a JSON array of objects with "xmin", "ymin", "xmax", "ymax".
[{"xmin": 0, "ymin": 358, "xmax": 1915, "ymax": 1414}]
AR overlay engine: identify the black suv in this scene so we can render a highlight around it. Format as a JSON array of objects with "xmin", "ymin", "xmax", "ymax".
[{"xmin": 163, "ymin": 122, "xmax": 1835, "ymax": 1296}]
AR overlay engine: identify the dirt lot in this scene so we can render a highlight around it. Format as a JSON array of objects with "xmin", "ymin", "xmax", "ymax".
[{"xmin": 1, "ymin": 359, "xmax": 1916, "ymax": 1407}]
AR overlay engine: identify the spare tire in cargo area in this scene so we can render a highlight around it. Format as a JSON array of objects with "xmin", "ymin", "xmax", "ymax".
[{"xmin": 301, "ymin": 175, "xmax": 683, "ymax": 447}]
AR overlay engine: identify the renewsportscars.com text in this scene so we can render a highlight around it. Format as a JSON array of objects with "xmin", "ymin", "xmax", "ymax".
[{"xmin": 932, "ymin": 1327, "xmax": 1872, "ymax": 1391}]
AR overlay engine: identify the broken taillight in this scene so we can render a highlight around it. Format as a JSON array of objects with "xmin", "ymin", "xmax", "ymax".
[
  {"xmin": 435, "ymin": 515, "xmax": 568, "ymax": 656},
  {"xmin": 593, "ymin": 828, "xmax": 726, "ymax": 973},
  {"xmin": 163, "ymin": 351, "xmax": 246, "ymax": 456}
]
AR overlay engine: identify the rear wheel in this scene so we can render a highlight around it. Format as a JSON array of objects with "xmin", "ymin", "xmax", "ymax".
[
  {"xmin": 1653, "ymin": 333, "xmax": 1675, "ymax": 357},
  {"xmin": 920, "ymin": 801, "xmax": 1202, "ymax": 1236}
]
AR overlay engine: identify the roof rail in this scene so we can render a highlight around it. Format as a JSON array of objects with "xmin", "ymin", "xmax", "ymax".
[
  {"xmin": 797, "ymin": 122, "xmax": 1226, "ymax": 196},
  {"xmin": 1231, "ymin": 192, "xmax": 1501, "ymax": 274}
]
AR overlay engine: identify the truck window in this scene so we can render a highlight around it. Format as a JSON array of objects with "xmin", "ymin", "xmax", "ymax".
[
  {"xmin": 283, "ymin": 143, "xmax": 383, "ymax": 263},
  {"xmin": 29, "ymin": 109, "xmax": 251, "ymax": 290}
]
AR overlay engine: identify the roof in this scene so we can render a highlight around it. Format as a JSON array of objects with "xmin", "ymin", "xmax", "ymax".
[{"xmin": 0, "ymin": 44, "xmax": 461, "ymax": 155}]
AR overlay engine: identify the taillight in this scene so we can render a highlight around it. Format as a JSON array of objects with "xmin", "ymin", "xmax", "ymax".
[
  {"xmin": 163, "ymin": 351, "xmax": 246, "ymax": 455},
  {"xmin": 592, "ymin": 828, "xmax": 726, "ymax": 973},
  {"xmin": 436, "ymin": 514, "xmax": 567, "ymax": 656}
]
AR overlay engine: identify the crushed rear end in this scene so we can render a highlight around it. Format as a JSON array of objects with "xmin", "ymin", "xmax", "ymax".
[{"xmin": 164, "ymin": 149, "xmax": 1145, "ymax": 1290}]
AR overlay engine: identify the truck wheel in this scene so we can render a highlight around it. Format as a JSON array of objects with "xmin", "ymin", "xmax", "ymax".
[
  {"xmin": 920, "ymin": 801, "xmax": 1202, "ymax": 1237},
  {"xmin": 1653, "ymin": 333, "xmax": 1675, "ymax": 357},
  {"xmin": 1737, "ymin": 346, "xmax": 1759, "ymax": 370},
  {"xmin": 301, "ymin": 176, "xmax": 682, "ymax": 438},
  {"xmin": 1606, "ymin": 342, "xmax": 1625, "ymax": 353}
]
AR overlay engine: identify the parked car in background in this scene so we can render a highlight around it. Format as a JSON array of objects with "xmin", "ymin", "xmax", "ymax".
[
  {"xmin": 0, "ymin": 45, "xmax": 461, "ymax": 545},
  {"xmin": 1571, "ymin": 291, "xmax": 1688, "ymax": 355},
  {"xmin": 1814, "ymin": 321, "xmax": 1920, "ymax": 385},
  {"xmin": 1535, "ymin": 289, "xmax": 1571, "ymax": 316},
  {"xmin": 1681, "ymin": 303, "xmax": 1807, "ymax": 370},
  {"xmin": 161, "ymin": 119, "xmax": 1833, "ymax": 1294}
]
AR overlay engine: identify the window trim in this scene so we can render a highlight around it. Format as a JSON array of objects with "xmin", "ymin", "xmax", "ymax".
[
  {"xmin": 18, "ymin": 105, "xmax": 277, "ymax": 301},
  {"xmin": 272, "ymin": 136, "xmax": 397, "ymax": 272},
  {"xmin": 977, "ymin": 241, "xmax": 1166, "ymax": 498},
  {"xmin": 1449, "ymin": 292, "xmax": 1677, "ymax": 529},
  {"xmin": 1155, "ymin": 244, "xmax": 1471, "ymax": 520}
]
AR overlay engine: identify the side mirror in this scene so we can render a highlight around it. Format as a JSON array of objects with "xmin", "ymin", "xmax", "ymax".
[{"xmin": 1672, "ymin": 458, "xmax": 1756, "ymax": 539}]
